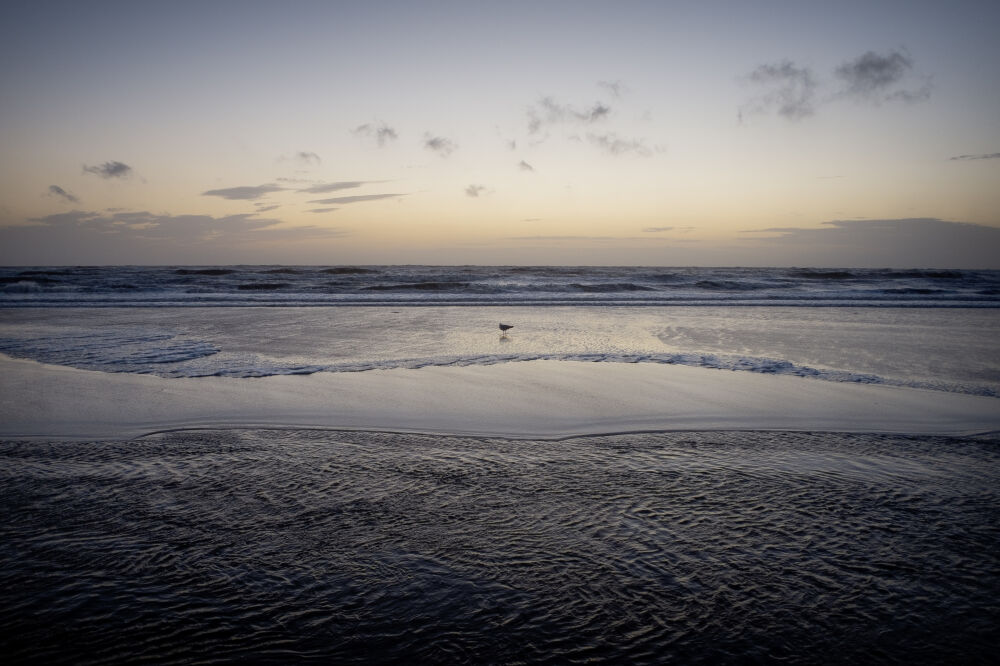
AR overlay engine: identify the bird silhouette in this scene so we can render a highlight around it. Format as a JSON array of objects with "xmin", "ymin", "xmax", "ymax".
[{"xmin": 499, "ymin": 323, "xmax": 514, "ymax": 336}]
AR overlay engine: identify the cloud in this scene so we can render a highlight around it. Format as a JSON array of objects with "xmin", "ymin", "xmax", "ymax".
[
  {"xmin": 424, "ymin": 134, "xmax": 457, "ymax": 157},
  {"xmin": 741, "ymin": 60, "xmax": 817, "ymax": 121},
  {"xmin": 254, "ymin": 204, "xmax": 280, "ymax": 212},
  {"xmin": 527, "ymin": 97, "xmax": 611, "ymax": 134},
  {"xmin": 643, "ymin": 226, "xmax": 673, "ymax": 233},
  {"xmin": 741, "ymin": 218, "xmax": 1000, "ymax": 268},
  {"xmin": 295, "ymin": 151, "xmax": 321, "ymax": 165},
  {"xmin": 82, "ymin": 161, "xmax": 133, "ymax": 179},
  {"xmin": 518, "ymin": 160, "xmax": 535, "ymax": 172},
  {"xmin": 352, "ymin": 122, "xmax": 398, "ymax": 147},
  {"xmin": 597, "ymin": 80, "xmax": 626, "ymax": 98},
  {"xmin": 201, "ymin": 183, "xmax": 285, "ymax": 200},
  {"xmin": 465, "ymin": 184, "xmax": 487, "ymax": 198},
  {"xmin": 507, "ymin": 235, "xmax": 671, "ymax": 242},
  {"xmin": 307, "ymin": 207, "xmax": 338, "ymax": 213},
  {"xmin": 299, "ymin": 181, "xmax": 371, "ymax": 194},
  {"xmin": 307, "ymin": 193, "xmax": 404, "ymax": 205},
  {"xmin": 587, "ymin": 132, "xmax": 653, "ymax": 156},
  {"xmin": 0, "ymin": 210, "xmax": 348, "ymax": 263},
  {"xmin": 47, "ymin": 185, "xmax": 79, "ymax": 204},
  {"xmin": 278, "ymin": 151, "xmax": 322, "ymax": 165},
  {"xmin": 834, "ymin": 49, "xmax": 930, "ymax": 103},
  {"xmin": 742, "ymin": 50, "xmax": 931, "ymax": 121},
  {"xmin": 950, "ymin": 152, "xmax": 1000, "ymax": 161}
]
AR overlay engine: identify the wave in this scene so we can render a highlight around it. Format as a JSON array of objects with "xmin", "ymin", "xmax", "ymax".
[
  {"xmin": 2, "ymin": 329, "xmax": 993, "ymax": 396},
  {"xmin": 321, "ymin": 267, "xmax": 379, "ymax": 274},
  {"xmin": 693, "ymin": 279, "xmax": 774, "ymax": 291},
  {"xmin": 2, "ymin": 266, "xmax": 998, "ymax": 307},
  {"xmin": 0, "ymin": 332, "xmax": 220, "ymax": 371},
  {"xmin": 174, "ymin": 268, "xmax": 237, "ymax": 276},
  {"xmin": 885, "ymin": 270, "xmax": 965, "ymax": 280},
  {"xmin": 788, "ymin": 269, "xmax": 856, "ymax": 280},
  {"xmin": 305, "ymin": 352, "xmax": 997, "ymax": 397},
  {"xmin": 363, "ymin": 281, "xmax": 472, "ymax": 291},
  {"xmin": 236, "ymin": 282, "xmax": 290, "ymax": 290},
  {"xmin": 569, "ymin": 282, "xmax": 655, "ymax": 292}
]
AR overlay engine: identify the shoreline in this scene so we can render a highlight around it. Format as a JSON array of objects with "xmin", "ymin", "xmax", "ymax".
[
  {"xmin": 3, "ymin": 354, "xmax": 998, "ymax": 441},
  {"xmin": 133, "ymin": 424, "xmax": 1000, "ymax": 444}
]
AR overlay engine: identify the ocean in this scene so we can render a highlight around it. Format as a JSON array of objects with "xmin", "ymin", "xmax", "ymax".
[
  {"xmin": 2, "ymin": 265, "xmax": 999, "ymax": 664},
  {"xmin": 1, "ymin": 266, "xmax": 998, "ymax": 396},
  {"xmin": 2, "ymin": 265, "xmax": 998, "ymax": 307}
]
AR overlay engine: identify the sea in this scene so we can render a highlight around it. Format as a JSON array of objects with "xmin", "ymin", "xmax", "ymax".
[
  {"xmin": 2, "ymin": 264, "xmax": 998, "ymax": 308},
  {"xmin": 2, "ymin": 265, "xmax": 999, "ymax": 664},
  {"xmin": 1, "ymin": 265, "xmax": 998, "ymax": 396}
]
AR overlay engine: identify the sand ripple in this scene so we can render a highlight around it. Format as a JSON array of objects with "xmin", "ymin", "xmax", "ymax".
[{"xmin": 1, "ymin": 430, "xmax": 997, "ymax": 664}]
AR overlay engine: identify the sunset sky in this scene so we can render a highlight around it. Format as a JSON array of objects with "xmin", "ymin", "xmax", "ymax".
[{"xmin": 1, "ymin": 0, "xmax": 998, "ymax": 266}]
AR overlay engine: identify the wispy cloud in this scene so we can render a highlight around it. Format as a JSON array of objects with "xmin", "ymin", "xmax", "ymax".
[
  {"xmin": 294, "ymin": 151, "xmax": 321, "ymax": 165},
  {"xmin": 5, "ymin": 210, "xmax": 346, "ymax": 246},
  {"xmin": 741, "ymin": 60, "xmax": 817, "ymax": 121},
  {"xmin": 424, "ymin": 134, "xmax": 457, "ymax": 157},
  {"xmin": 299, "ymin": 181, "xmax": 371, "ymax": 194},
  {"xmin": 643, "ymin": 226, "xmax": 673, "ymax": 233},
  {"xmin": 949, "ymin": 152, "xmax": 1000, "ymax": 161},
  {"xmin": 352, "ymin": 122, "xmax": 398, "ymax": 147},
  {"xmin": 518, "ymin": 160, "xmax": 535, "ymax": 172},
  {"xmin": 82, "ymin": 160, "xmax": 133, "ymax": 179},
  {"xmin": 465, "ymin": 184, "xmax": 487, "ymax": 198},
  {"xmin": 527, "ymin": 97, "xmax": 611, "ymax": 134},
  {"xmin": 47, "ymin": 185, "xmax": 79, "ymax": 204},
  {"xmin": 202, "ymin": 184, "xmax": 285, "ymax": 200},
  {"xmin": 277, "ymin": 151, "xmax": 322, "ymax": 165},
  {"xmin": 597, "ymin": 80, "xmax": 626, "ymax": 98},
  {"xmin": 507, "ymin": 235, "xmax": 670, "ymax": 242},
  {"xmin": 254, "ymin": 204, "xmax": 280, "ymax": 212},
  {"xmin": 307, "ymin": 193, "xmax": 404, "ymax": 205},
  {"xmin": 587, "ymin": 132, "xmax": 653, "ymax": 156},
  {"xmin": 307, "ymin": 207, "xmax": 338, "ymax": 213}
]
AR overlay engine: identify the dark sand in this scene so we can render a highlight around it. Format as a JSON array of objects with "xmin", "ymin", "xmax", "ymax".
[{"xmin": 1, "ymin": 429, "xmax": 998, "ymax": 664}]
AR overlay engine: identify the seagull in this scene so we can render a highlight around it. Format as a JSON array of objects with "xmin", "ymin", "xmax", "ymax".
[{"xmin": 499, "ymin": 322, "xmax": 514, "ymax": 336}]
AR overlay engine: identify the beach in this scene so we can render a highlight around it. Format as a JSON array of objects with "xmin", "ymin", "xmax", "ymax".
[
  {"xmin": 2, "ymin": 354, "xmax": 999, "ymax": 440},
  {"xmin": 4, "ymin": 0, "xmax": 999, "ymax": 659},
  {"xmin": 2, "ymin": 429, "xmax": 998, "ymax": 664},
  {"xmin": 2, "ymin": 299, "xmax": 999, "ymax": 440},
  {"xmin": 2, "ymin": 272, "xmax": 999, "ymax": 663}
]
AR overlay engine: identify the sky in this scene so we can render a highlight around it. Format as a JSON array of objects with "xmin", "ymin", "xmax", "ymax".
[{"xmin": 1, "ymin": 0, "xmax": 998, "ymax": 267}]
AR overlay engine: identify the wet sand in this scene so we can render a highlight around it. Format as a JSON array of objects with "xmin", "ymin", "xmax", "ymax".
[
  {"xmin": 2, "ymin": 429, "xmax": 997, "ymax": 664},
  {"xmin": 2, "ymin": 354, "xmax": 999, "ymax": 440},
  {"xmin": 3, "ymin": 351, "xmax": 999, "ymax": 663}
]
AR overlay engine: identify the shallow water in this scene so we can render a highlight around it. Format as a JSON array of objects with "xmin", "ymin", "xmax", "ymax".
[
  {"xmin": 2, "ymin": 430, "xmax": 997, "ymax": 664},
  {"xmin": 2, "ymin": 306, "xmax": 998, "ymax": 396}
]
